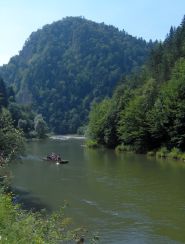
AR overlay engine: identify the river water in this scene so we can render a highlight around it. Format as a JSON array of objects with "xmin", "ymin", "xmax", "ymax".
[{"xmin": 8, "ymin": 136, "xmax": 185, "ymax": 243}]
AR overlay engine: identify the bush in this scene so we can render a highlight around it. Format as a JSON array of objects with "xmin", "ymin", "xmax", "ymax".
[
  {"xmin": 28, "ymin": 130, "xmax": 38, "ymax": 139},
  {"xmin": 85, "ymin": 140, "xmax": 99, "ymax": 148},
  {"xmin": 168, "ymin": 147, "xmax": 181, "ymax": 160},
  {"xmin": 115, "ymin": 144, "xmax": 132, "ymax": 153},
  {"xmin": 77, "ymin": 126, "xmax": 86, "ymax": 135},
  {"xmin": 180, "ymin": 153, "xmax": 185, "ymax": 161},
  {"xmin": 0, "ymin": 108, "xmax": 25, "ymax": 163},
  {"xmin": 156, "ymin": 147, "xmax": 169, "ymax": 158},
  {"xmin": 34, "ymin": 114, "xmax": 48, "ymax": 139},
  {"xmin": 0, "ymin": 192, "xmax": 86, "ymax": 243}
]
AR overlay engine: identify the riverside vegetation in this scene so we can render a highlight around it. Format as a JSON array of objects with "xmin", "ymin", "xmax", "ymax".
[
  {"xmin": 0, "ymin": 191, "xmax": 88, "ymax": 244},
  {"xmin": 87, "ymin": 16, "xmax": 185, "ymax": 160}
]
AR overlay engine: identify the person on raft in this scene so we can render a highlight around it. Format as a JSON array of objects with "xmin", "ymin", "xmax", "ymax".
[{"xmin": 47, "ymin": 153, "xmax": 61, "ymax": 161}]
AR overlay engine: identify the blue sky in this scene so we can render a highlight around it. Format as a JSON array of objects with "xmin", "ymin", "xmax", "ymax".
[{"xmin": 0, "ymin": 0, "xmax": 185, "ymax": 65}]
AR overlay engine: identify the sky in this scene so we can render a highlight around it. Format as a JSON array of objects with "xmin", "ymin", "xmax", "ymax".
[{"xmin": 0, "ymin": 0, "xmax": 185, "ymax": 65}]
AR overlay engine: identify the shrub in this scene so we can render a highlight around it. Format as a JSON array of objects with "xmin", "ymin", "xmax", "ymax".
[
  {"xmin": 0, "ymin": 108, "xmax": 25, "ymax": 163},
  {"xmin": 180, "ymin": 153, "xmax": 185, "ymax": 161},
  {"xmin": 156, "ymin": 147, "xmax": 169, "ymax": 158},
  {"xmin": 0, "ymin": 192, "xmax": 86, "ymax": 243},
  {"xmin": 168, "ymin": 147, "xmax": 181, "ymax": 160},
  {"xmin": 85, "ymin": 139, "xmax": 99, "ymax": 148},
  {"xmin": 115, "ymin": 144, "xmax": 132, "ymax": 153}
]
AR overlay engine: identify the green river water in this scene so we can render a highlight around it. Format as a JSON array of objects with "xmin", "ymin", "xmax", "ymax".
[{"xmin": 8, "ymin": 136, "xmax": 185, "ymax": 243}]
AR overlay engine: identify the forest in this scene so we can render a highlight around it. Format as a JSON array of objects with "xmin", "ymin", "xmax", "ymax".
[
  {"xmin": 87, "ymin": 16, "xmax": 185, "ymax": 155},
  {"xmin": 0, "ymin": 17, "xmax": 152, "ymax": 134}
]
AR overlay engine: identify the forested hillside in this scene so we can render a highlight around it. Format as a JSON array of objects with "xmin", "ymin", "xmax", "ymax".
[
  {"xmin": 88, "ymin": 16, "xmax": 185, "ymax": 152},
  {"xmin": 0, "ymin": 17, "xmax": 152, "ymax": 133}
]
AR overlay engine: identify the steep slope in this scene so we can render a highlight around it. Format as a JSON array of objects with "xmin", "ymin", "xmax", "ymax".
[{"xmin": 0, "ymin": 17, "xmax": 152, "ymax": 133}]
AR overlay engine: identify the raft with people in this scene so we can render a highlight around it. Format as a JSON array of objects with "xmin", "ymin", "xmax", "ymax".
[{"xmin": 43, "ymin": 152, "xmax": 69, "ymax": 164}]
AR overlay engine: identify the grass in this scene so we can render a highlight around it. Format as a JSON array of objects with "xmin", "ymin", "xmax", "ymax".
[{"xmin": 155, "ymin": 147, "xmax": 185, "ymax": 162}]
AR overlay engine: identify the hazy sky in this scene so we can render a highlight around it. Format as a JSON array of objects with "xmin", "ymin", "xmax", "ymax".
[{"xmin": 0, "ymin": 0, "xmax": 185, "ymax": 65}]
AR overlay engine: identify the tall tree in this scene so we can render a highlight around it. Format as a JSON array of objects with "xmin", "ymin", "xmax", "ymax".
[{"xmin": 0, "ymin": 77, "xmax": 8, "ymax": 109}]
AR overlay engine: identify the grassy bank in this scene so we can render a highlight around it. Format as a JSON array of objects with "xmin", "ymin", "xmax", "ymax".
[
  {"xmin": 115, "ymin": 144, "xmax": 185, "ymax": 163},
  {"xmin": 148, "ymin": 147, "xmax": 185, "ymax": 161}
]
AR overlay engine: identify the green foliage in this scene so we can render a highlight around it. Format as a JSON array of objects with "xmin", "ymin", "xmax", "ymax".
[
  {"xmin": 0, "ymin": 192, "xmax": 86, "ymax": 243},
  {"xmin": 0, "ymin": 77, "xmax": 25, "ymax": 164},
  {"xmin": 117, "ymin": 78, "xmax": 157, "ymax": 152},
  {"xmin": 156, "ymin": 147, "xmax": 169, "ymax": 158},
  {"xmin": 0, "ymin": 108, "xmax": 25, "ymax": 163},
  {"xmin": 148, "ymin": 58, "xmax": 185, "ymax": 149},
  {"xmin": 0, "ymin": 77, "xmax": 8, "ymax": 109},
  {"xmin": 115, "ymin": 144, "xmax": 132, "ymax": 153},
  {"xmin": 8, "ymin": 102, "xmax": 48, "ymax": 139},
  {"xmin": 149, "ymin": 17, "xmax": 185, "ymax": 83},
  {"xmin": 18, "ymin": 119, "xmax": 28, "ymax": 132},
  {"xmin": 0, "ymin": 17, "xmax": 151, "ymax": 134},
  {"xmin": 179, "ymin": 153, "xmax": 185, "ymax": 161},
  {"xmin": 87, "ymin": 16, "xmax": 185, "ymax": 153},
  {"xmin": 88, "ymin": 99, "xmax": 111, "ymax": 145},
  {"xmin": 34, "ymin": 114, "xmax": 48, "ymax": 139},
  {"xmin": 77, "ymin": 125, "xmax": 86, "ymax": 135},
  {"xmin": 168, "ymin": 147, "xmax": 181, "ymax": 160},
  {"xmin": 87, "ymin": 83, "xmax": 135, "ymax": 148},
  {"xmin": 85, "ymin": 139, "xmax": 99, "ymax": 148}
]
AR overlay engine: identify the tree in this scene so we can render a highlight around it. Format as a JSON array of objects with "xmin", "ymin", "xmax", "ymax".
[
  {"xmin": 34, "ymin": 114, "xmax": 48, "ymax": 138},
  {"xmin": 18, "ymin": 119, "xmax": 28, "ymax": 132},
  {"xmin": 87, "ymin": 16, "xmax": 185, "ymax": 152},
  {"xmin": 118, "ymin": 78, "xmax": 158, "ymax": 152},
  {"xmin": 0, "ymin": 77, "xmax": 8, "ymax": 109},
  {"xmin": 0, "ymin": 108, "xmax": 24, "ymax": 163},
  {"xmin": 149, "ymin": 58, "xmax": 185, "ymax": 149},
  {"xmin": 87, "ymin": 99, "xmax": 111, "ymax": 144}
]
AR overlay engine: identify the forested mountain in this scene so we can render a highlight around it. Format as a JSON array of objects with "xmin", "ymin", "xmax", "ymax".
[
  {"xmin": 0, "ymin": 17, "xmax": 152, "ymax": 133},
  {"xmin": 88, "ymin": 16, "xmax": 185, "ymax": 152}
]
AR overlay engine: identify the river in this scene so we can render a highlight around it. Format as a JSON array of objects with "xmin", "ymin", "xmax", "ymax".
[{"xmin": 8, "ymin": 136, "xmax": 185, "ymax": 243}]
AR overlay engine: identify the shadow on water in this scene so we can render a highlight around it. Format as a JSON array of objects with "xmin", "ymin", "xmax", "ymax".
[{"xmin": 10, "ymin": 186, "xmax": 52, "ymax": 212}]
